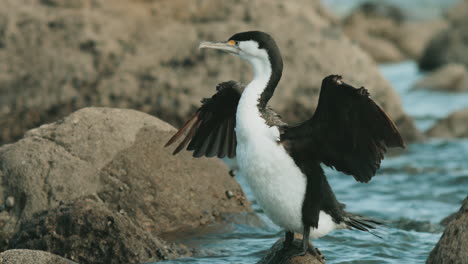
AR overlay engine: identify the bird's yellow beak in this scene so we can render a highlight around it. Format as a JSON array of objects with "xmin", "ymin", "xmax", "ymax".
[{"xmin": 199, "ymin": 41, "xmax": 240, "ymax": 55}]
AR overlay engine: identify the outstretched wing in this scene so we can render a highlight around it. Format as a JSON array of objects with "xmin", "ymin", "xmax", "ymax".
[
  {"xmin": 281, "ymin": 75, "xmax": 405, "ymax": 183},
  {"xmin": 165, "ymin": 81, "xmax": 242, "ymax": 158}
]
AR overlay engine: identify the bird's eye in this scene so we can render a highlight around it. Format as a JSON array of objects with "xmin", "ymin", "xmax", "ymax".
[{"xmin": 228, "ymin": 40, "xmax": 237, "ymax": 46}]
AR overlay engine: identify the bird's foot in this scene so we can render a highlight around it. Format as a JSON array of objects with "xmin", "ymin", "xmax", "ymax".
[
  {"xmin": 291, "ymin": 247, "xmax": 308, "ymax": 258},
  {"xmin": 307, "ymin": 246, "xmax": 325, "ymax": 260},
  {"xmin": 290, "ymin": 245, "xmax": 325, "ymax": 261}
]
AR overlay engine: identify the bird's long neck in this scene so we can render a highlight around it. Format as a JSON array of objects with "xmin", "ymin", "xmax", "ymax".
[
  {"xmin": 236, "ymin": 55, "xmax": 282, "ymax": 141},
  {"xmin": 239, "ymin": 51, "xmax": 283, "ymax": 110}
]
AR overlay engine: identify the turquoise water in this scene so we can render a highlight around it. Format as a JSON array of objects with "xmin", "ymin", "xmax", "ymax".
[
  {"xmin": 161, "ymin": 62, "xmax": 468, "ymax": 264},
  {"xmin": 380, "ymin": 61, "xmax": 468, "ymax": 131}
]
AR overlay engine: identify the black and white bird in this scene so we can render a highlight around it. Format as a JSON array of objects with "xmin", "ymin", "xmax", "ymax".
[{"xmin": 165, "ymin": 31, "xmax": 405, "ymax": 256}]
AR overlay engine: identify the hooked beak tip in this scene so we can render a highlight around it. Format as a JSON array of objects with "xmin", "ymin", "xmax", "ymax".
[{"xmin": 198, "ymin": 41, "xmax": 240, "ymax": 54}]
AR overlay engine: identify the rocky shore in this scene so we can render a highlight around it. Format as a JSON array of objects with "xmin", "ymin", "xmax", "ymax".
[
  {"xmin": 0, "ymin": 0, "xmax": 420, "ymax": 147},
  {"xmin": 342, "ymin": 2, "xmax": 447, "ymax": 63},
  {"xmin": 0, "ymin": 0, "xmax": 465, "ymax": 263},
  {"xmin": 0, "ymin": 108, "xmax": 253, "ymax": 263}
]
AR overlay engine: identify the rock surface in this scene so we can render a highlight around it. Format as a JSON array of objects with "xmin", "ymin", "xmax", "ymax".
[
  {"xmin": 9, "ymin": 199, "xmax": 190, "ymax": 264},
  {"xmin": 427, "ymin": 197, "xmax": 468, "ymax": 264},
  {"xmin": 412, "ymin": 64, "xmax": 468, "ymax": 92},
  {"xmin": 419, "ymin": 0, "xmax": 468, "ymax": 70},
  {"xmin": 0, "ymin": 249, "xmax": 77, "ymax": 264},
  {"xmin": 257, "ymin": 238, "xmax": 325, "ymax": 264},
  {"xmin": 0, "ymin": 107, "xmax": 252, "ymax": 262},
  {"xmin": 342, "ymin": 2, "xmax": 447, "ymax": 63},
  {"xmin": 0, "ymin": 0, "xmax": 419, "ymax": 145},
  {"xmin": 426, "ymin": 108, "xmax": 468, "ymax": 138}
]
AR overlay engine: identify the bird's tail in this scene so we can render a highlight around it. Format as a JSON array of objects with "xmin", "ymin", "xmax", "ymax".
[{"xmin": 343, "ymin": 213, "xmax": 384, "ymax": 238}]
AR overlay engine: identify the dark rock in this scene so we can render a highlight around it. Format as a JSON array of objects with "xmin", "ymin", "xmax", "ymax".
[
  {"xmin": 427, "ymin": 197, "xmax": 468, "ymax": 264},
  {"xmin": 0, "ymin": 0, "xmax": 419, "ymax": 145},
  {"xmin": 0, "ymin": 249, "xmax": 77, "ymax": 264},
  {"xmin": 342, "ymin": 2, "xmax": 447, "ymax": 63},
  {"xmin": 440, "ymin": 212, "xmax": 457, "ymax": 227},
  {"xmin": 419, "ymin": 1, "xmax": 468, "ymax": 70},
  {"xmin": 392, "ymin": 218, "xmax": 443, "ymax": 233},
  {"xmin": 9, "ymin": 199, "xmax": 190, "ymax": 264},
  {"xmin": 40, "ymin": 0, "xmax": 88, "ymax": 8},
  {"xmin": 426, "ymin": 108, "xmax": 468, "ymax": 138},
  {"xmin": 395, "ymin": 20, "xmax": 448, "ymax": 60},
  {"xmin": 412, "ymin": 64, "xmax": 468, "ymax": 92},
  {"xmin": 257, "ymin": 237, "xmax": 325, "ymax": 264},
  {"xmin": 357, "ymin": 2, "xmax": 406, "ymax": 22},
  {"xmin": 0, "ymin": 107, "xmax": 253, "ymax": 258}
]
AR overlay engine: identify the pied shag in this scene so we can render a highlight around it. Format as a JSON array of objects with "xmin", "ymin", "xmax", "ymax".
[{"xmin": 165, "ymin": 31, "xmax": 405, "ymax": 256}]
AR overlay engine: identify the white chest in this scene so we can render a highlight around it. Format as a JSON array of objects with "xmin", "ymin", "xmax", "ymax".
[{"xmin": 235, "ymin": 97, "xmax": 307, "ymax": 233}]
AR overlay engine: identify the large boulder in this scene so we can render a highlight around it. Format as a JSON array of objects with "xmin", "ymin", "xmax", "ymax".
[
  {"xmin": 0, "ymin": 107, "xmax": 252, "ymax": 261},
  {"xmin": 412, "ymin": 63, "xmax": 468, "ymax": 92},
  {"xmin": 419, "ymin": 0, "xmax": 468, "ymax": 71},
  {"xmin": 0, "ymin": 0, "xmax": 419, "ymax": 145},
  {"xmin": 342, "ymin": 2, "xmax": 447, "ymax": 63},
  {"xmin": 9, "ymin": 199, "xmax": 190, "ymax": 264},
  {"xmin": 427, "ymin": 197, "xmax": 468, "ymax": 264},
  {"xmin": 426, "ymin": 108, "xmax": 468, "ymax": 138},
  {"xmin": 0, "ymin": 249, "xmax": 76, "ymax": 264}
]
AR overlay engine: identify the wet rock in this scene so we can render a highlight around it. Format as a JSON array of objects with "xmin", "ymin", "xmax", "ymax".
[
  {"xmin": 0, "ymin": 249, "xmax": 77, "ymax": 264},
  {"xmin": 9, "ymin": 199, "xmax": 190, "ymax": 264},
  {"xmin": 342, "ymin": 2, "xmax": 447, "ymax": 63},
  {"xmin": 0, "ymin": 107, "xmax": 252, "ymax": 250},
  {"xmin": 419, "ymin": 1, "xmax": 468, "ymax": 70},
  {"xmin": 257, "ymin": 238, "xmax": 325, "ymax": 264},
  {"xmin": 393, "ymin": 218, "xmax": 443, "ymax": 233},
  {"xmin": 427, "ymin": 197, "xmax": 468, "ymax": 264},
  {"xmin": 426, "ymin": 108, "xmax": 468, "ymax": 138},
  {"xmin": 440, "ymin": 212, "xmax": 457, "ymax": 227},
  {"xmin": 0, "ymin": 0, "xmax": 419, "ymax": 145},
  {"xmin": 412, "ymin": 64, "xmax": 468, "ymax": 92}
]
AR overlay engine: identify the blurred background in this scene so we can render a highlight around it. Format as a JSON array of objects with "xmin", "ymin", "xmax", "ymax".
[{"xmin": 0, "ymin": 0, "xmax": 467, "ymax": 263}]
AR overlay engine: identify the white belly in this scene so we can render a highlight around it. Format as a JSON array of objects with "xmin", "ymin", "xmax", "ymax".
[
  {"xmin": 237, "ymin": 134, "xmax": 307, "ymax": 233},
  {"xmin": 236, "ymin": 128, "xmax": 341, "ymax": 238}
]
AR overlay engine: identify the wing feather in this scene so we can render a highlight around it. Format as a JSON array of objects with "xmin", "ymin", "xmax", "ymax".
[
  {"xmin": 281, "ymin": 75, "xmax": 405, "ymax": 183},
  {"xmin": 171, "ymin": 116, "xmax": 202, "ymax": 155},
  {"xmin": 165, "ymin": 81, "xmax": 242, "ymax": 158}
]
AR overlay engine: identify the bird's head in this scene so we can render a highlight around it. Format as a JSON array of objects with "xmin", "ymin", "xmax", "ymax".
[{"xmin": 199, "ymin": 31, "xmax": 283, "ymax": 77}]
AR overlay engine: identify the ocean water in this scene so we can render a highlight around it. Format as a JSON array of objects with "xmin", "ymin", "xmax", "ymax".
[{"xmin": 160, "ymin": 61, "xmax": 468, "ymax": 264}]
